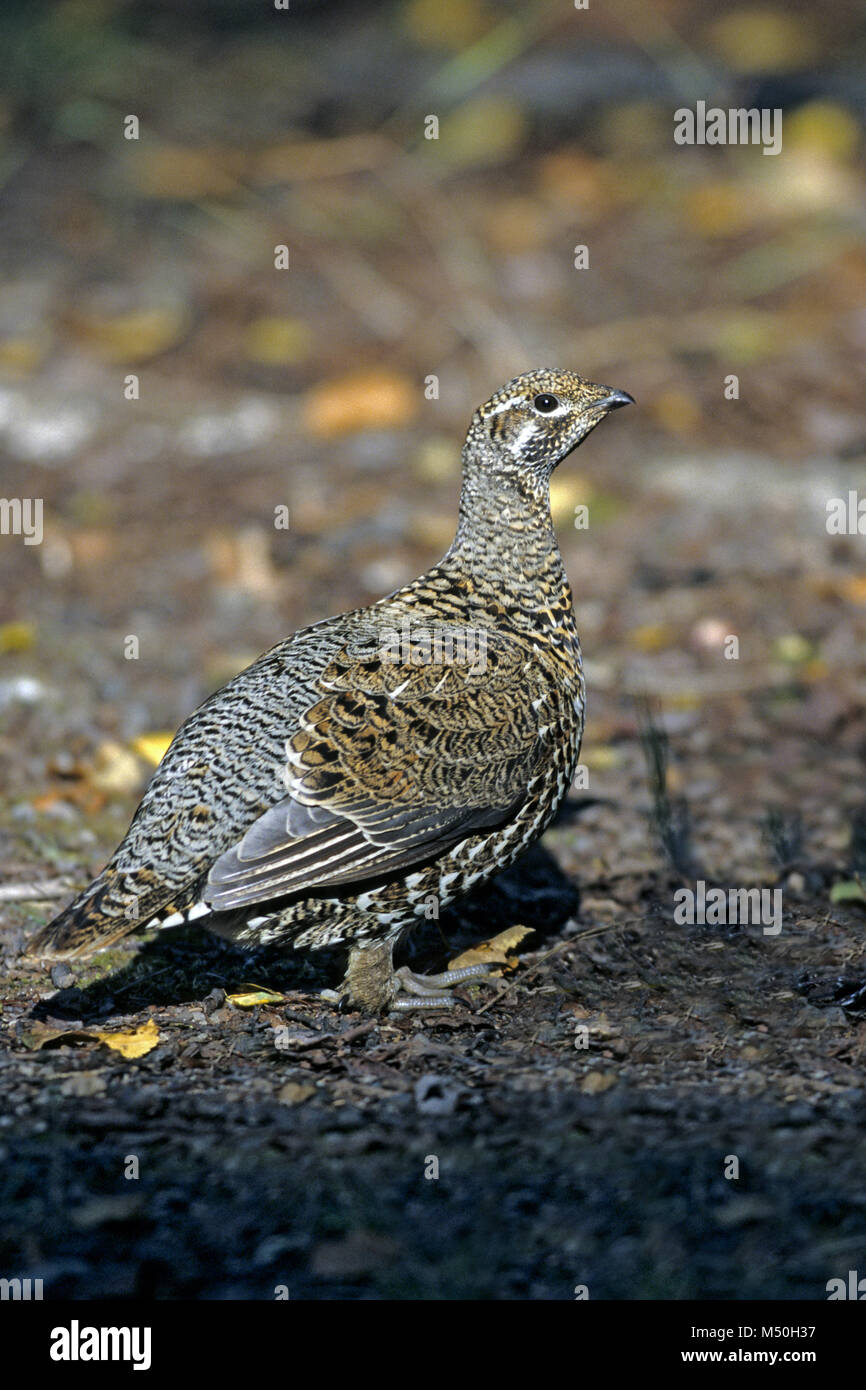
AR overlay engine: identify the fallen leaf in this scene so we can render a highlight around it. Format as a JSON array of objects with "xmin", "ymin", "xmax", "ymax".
[
  {"xmin": 582, "ymin": 744, "xmax": 622, "ymax": 771},
  {"xmin": 303, "ymin": 370, "xmax": 417, "ymax": 438},
  {"xmin": 131, "ymin": 732, "xmax": 174, "ymax": 766},
  {"xmin": 649, "ymin": 388, "xmax": 703, "ymax": 435},
  {"xmin": 685, "ymin": 182, "xmax": 755, "ymax": 238},
  {"xmin": 706, "ymin": 9, "xmax": 816, "ymax": 73},
  {"xmin": 537, "ymin": 150, "xmax": 615, "ymax": 219},
  {"xmin": 95, "ymin": 1019, "xmax": 160, "ymax": 1058},
  {"xmin": 88, "ymin": 740, "xmax": 142, "ymax": 795},
  {"xmin": 785, "ymin": 101, "xmax": 861, "ymax": 163},
  {"xmin": 227, "ymin": 986, "xmax": 286, "ymax": 1008},
  {"xmin": 548, "ymin": 474, "xmax": 592, "ymax": 528},
  {"xmin": 438, "ymin": 95, "xmax": 526, "ymax": 170},
  {"xmin": 132, "ymin": 143, "xmax": 243, "ymax": 199},
  {"xmin": 20, "ymin": 1018, "xmax": 160, "ymax": 1057},
  {"xmin": 69, "ymin": 305, "xmax": 189, "ymax": 363},
  {"xmin": 449, "ymin": 924, "xmax": 533, "ymax": 975},
  {"xmin": 403, "ymin": 0, "xmax": 489, "ymax": 49},
  {"xmin": 627, "ymin": 623, "xmax": 676, "ymax": 653},
  {"xmin": 830, "ymin": 881, "xmax": 866, "ymax": 905},
  {"xmin": 837, "ymin": 575, "xmax": 866, "ymax": 606},
  {"xmin": 580, "ymin": 1070, "xmax": 618, "ymax": 1095},
  {"xmin": 244, "ymin": 316, "xmax": 312, "ymax": 366},
  {"xmin": 277, "ymin": 1081, "xmax": 316, "ymax": 1105},
  {"xmin": 60, "ymin": 1072, "xmax": 107, "ymax": 1097},
  {"xmin": 772, "ymin": 633, "xmax": 816, "ymax": 665},
  {"xmin": 0, "ymin": 621, "xmax": 36, "ymax": 653},
  {"xmin": 0, "ymin": 337, "xmax": 49, "ymax": 375}
]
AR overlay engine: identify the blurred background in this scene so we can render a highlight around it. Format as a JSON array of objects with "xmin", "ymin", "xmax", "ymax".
[
  {"xmin": 1, "ymin": 0, "xmax": 866, "ymax": 1301},
  {"xmin": 1, "ymin": 0, "xmax": 864, "ymax": 884}
]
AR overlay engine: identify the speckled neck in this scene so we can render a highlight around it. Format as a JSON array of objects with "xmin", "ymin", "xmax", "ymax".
[{"xmin": 443, "ymin": 443, "xmax": 565, "ymax": 590}]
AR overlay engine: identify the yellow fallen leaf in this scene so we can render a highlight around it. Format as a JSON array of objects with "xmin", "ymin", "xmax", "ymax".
[
  {"xmin": 649, "ymin": 388, "xmax": 703, "ymax": 436},
  {"xmin": 712, "ymin": 310, "xmax": 784, "ymax": 363},
  {"xmin": 685, "ymin": 182, "xmax": 754, "ymax": 238},
  {"xmin": 483, "ymin": 196, "xmax": 546, "ymax": 254},
  {"xmin": 303, "ymin": 370, "xmax": 417, "ymax": 438},
  {"xmin": 662, "ymin": 692, "xmax": 703, "ymax": 712},
  {"xmin": 403, "ymin": 0, "xmax": 489, "ymax": 49},
  {"xmin": 20, "ymin": 1018, "xmax": 160, "ymax": 1057},
  {"xmin": 411, "ymin": 437, "xmax": 458, "ymax": 483},
  {"xmin": 277, "ymin": 1081, "xmax": 316, "ymax": 1105},
  {"xmin": 227, "ymin": 986, "xmax": 285, "ymax": 1008},
  {"xmin": 785, "ymin": 101, "xmax": 861, "ymax": 163},
  {"xmin": 628, "ymin": 623, "xmax": 676, "ymax": 653},
  {"xmin": 438, "ymin": 95, "xmax": 527, "ymax": 170},
  {"xmin": 830, "ymin": 880, "xmax": 866, "ymax": 906},
  {"xmin": 837, "ymin": 574, "xmax": 866, "ymax": 605},
  {"xmin": 89, "ymin": 740, "xmax": 142, "ymax": 795},
  {"xmin": 0, "ymin": 621, "xmax": 36, "ymax": 653},
  {"xmin": 94, "ymin": 1019, "xmax": 160, "ymax": 1058},
  {"xmin": 449, "ymin": 925, "xmax": 533, "ymax": 975},
  {"xmin": 70, "ymin": 305, "xmax": 189, "ymax": 363},
  {"xmin": 0, "ymin": 337, "xmax": 49, "ymax": 375},
  {"xmin": 132, "ymin": 144, "xmax": 243, "ymax": 199},
  {"xmin": 537, "ymin": 150, "xmax": 614, "ymax": 219},
  {"xmin": 582, "ymin": 744, "xmax": 621, "ymax": 771},
  {"xmin": 706, "ymin": 10, "xmax": 816, "ymax": 74},
  {"xmin": 244, "ymin": 316, "xmax": 312, "ymax": 367},
  {"xmin": 580, "ymin": 1070, "xmax": 618, "ymax": 1095},
  {"xmin": 131, "ymin": 732, "xmax": 174, "ymax": 766},
  {"xmin": 772, "ymin": 633, "xmax": 815, "ymax": 664},
  {"xmin": 549, "ymin": 474, "xmax": 592, "ymax": 528}
]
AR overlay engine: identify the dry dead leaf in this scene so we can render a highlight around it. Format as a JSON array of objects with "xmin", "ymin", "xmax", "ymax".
[{"xmin": 449, "ymin": 925, "xmax": 534, "ymax": 975}]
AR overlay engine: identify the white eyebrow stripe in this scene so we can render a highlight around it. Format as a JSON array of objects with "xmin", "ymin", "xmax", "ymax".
[{"xmin": 486, "ymin": 395, "xmax": 524, "ymax": 415}]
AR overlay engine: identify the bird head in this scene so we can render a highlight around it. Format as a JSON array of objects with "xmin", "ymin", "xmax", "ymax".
[{"xmin": 466, "ymin": 369, "xmax": 633, "ymax": 481}]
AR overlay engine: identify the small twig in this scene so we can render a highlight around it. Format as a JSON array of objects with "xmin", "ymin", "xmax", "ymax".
[
  {"xmin": 281, "ymin": 1019, "xmax": 377, "ymax": 1050},
  {"xmin": 474, "ymin": 921, "xmax": 631, "ymax": 1016},
  {"xmin": 0, "ymin": 878, "xmax": 77, "ymax": 903}
]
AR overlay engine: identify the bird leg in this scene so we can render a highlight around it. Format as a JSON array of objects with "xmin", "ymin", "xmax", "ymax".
[
  {"xmin": 391, "ymin": 964, "xmax": 497, "ymax": 1009},
  {"xmin": 338, "ymin": 939, "xmax": 497, "ymax": 1013}
]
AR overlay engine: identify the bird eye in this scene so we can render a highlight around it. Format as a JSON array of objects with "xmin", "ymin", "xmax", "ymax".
[{"xmin": 533, "ymin": 393, "xmax": 560, "ymax": 413}]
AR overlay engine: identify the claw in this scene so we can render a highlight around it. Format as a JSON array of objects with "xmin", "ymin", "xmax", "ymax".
[
  {"xmin": 390, "ymin": 992, "xmax": 460, "ymax": 1011},
  {"xmin": 390, "ymin": 962, "xmax": 497, "ymax": 1009}
]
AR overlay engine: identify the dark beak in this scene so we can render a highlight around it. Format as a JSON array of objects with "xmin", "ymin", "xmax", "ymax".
[{"xmin": 594, "ymin": 389, "xmax": 635, "ymax": 411}]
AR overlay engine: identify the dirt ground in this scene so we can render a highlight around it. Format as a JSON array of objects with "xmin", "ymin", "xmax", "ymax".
[{"xmin": 1, "ymin": 1, "xmax": 866, "ymax": 1300}]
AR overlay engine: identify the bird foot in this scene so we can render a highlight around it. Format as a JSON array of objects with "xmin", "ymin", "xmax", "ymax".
[
  {"xmin": 389, "ymin": 963, "xmax": 496, "ymax": 1010},
  {"xmin": 335, "ymin": 941, "xmax": 498, "ymax": 1014}
]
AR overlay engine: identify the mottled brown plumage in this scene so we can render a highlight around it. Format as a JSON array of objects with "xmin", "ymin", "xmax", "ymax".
[{"xmin": 25, "ymin": 370, "xmax": 633, "ymax": 1011}]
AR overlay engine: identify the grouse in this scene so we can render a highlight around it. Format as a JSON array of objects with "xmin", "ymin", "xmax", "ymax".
[{"xmin": 26, "ymin": 370, "xmax": 633, "ymax": 1011}]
